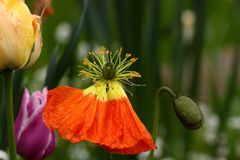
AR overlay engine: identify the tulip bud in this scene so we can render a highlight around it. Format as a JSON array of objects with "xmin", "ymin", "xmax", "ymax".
[
  {"xmin": 173, "ymin": 96, "xmax": 203, "ymax": 130},
  {"xmin": 0, "ymin": 0, "xmax": 42, "ymax": 71},
  {"xmin": 15, "ymin": 88, "xmax": 56, "ymax": 160}
]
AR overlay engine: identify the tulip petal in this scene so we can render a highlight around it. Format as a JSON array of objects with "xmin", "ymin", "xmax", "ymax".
[
  {"xmin": 27, "ymin": 91, "xmax": 44, "ymax": 115},
  {"xmin": 15, "ymin": 87, "xmax": 55, "ymax": 160},
  {"xmin": 15, "ymin": 88, "xmax": 30, "ymax": 140},
  {"xmin": 16, "ymin": 109, "xmax": 53, "ymax": 160},
  {"xmin": 0, "ymin": 3, "xmax": 17, "ymax": 70},
  {"xmin": 21, "ymin": 32, "xmax": 42, "ymax": 69},
  {"xmin": 42, "ymin": 131, "xmax": 56, "ymax": 158},
  {"xmin": 0, "ymin": 0, "xmax": 41, "ymax": 70}
]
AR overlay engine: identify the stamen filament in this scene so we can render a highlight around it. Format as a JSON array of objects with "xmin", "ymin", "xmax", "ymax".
[{"xmin": 79, "ymin": 47, "xmax": 142, "ymax": 88}]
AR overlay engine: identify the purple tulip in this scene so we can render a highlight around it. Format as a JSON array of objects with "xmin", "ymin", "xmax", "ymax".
[{"xmin": 14, "ymin": 87, "xmax": 56, "ymax": 160}]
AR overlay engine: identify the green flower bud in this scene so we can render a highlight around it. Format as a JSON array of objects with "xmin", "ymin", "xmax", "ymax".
[{"xmin": 173, "ymin": 96, "xmax": 203, "ymax": 130}]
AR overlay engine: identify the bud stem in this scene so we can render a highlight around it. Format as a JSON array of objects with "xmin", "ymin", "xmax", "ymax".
[
  {"xmin": 2, "ymin": 70, "xmax": 17, "ymax": 160},
  {"xmin": 149, "ymin": 86, "xmax": 177, "ymax": 160}
]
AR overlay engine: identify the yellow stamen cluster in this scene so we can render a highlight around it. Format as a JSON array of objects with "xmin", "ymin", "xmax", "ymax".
[{"xmin": 79, "ymin": 47, "xmax": 141, "ymax": 86}]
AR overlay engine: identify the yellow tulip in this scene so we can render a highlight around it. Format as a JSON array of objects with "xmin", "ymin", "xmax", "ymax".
[{"xmin": 0, "ymin": 0, "xmax": 42, "ymax": 71}]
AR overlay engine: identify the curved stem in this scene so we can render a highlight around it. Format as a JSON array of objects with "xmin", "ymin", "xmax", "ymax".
[
  {"xmin": 3, "ymin": 70, "xmax": 17, "ymax": 160},
  {"xmin": 149, "ymin": 86, "xmax": 177, "ymax": 160}
]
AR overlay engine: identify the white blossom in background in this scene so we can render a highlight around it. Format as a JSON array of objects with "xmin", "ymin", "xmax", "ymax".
[
  {"xmin": 188, "ymin": 151, "xmax": 213, "ymax": 160},
  {"xmin": 77, "ymin": 41, "xmax": 90, "ymax": 61},
  {"xmin": 200, "ymin": 103, "xmax": 219, "ymax": 145},
  {"xmin": 69, "ymin": 143, "xmax": 90, "ymax": 160},
  {"xmin": 31, "ymin": 66, "xmax": 47, "ymax": 90},
  {"xmin": 0, "ymin": 150, "xmax": 8, "ymax": 160},
  {"xmin": 34, "ymin": 66, "xmax": 47, "ymax": 82},
  {"xmin": 137, "ymin": 137, "xmax": 164, "ymax": 160},
  {"xmin": 55, "ymin": 22, "xmax": 72, "ymax": 44},
  {"xmin": 227, "ymin": 116, "xmax": 240, "ymax": 129},
  {"xmin": 181, "ymin": 10, "xmax": 195, "ymax": 44},
  {"xmin": 216, "ymin": 134, "xmax": 229, "ymax": 160}
]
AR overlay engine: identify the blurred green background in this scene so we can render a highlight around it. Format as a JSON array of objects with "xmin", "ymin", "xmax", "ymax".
[{"xmin": 1, "ymin": 0, "xmax": 240, "ymax": 159}]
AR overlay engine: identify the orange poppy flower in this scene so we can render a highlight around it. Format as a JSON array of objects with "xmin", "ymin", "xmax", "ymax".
[{"xmin": 43, "ymin": 48, "xmax": 156, "ymax": 154}]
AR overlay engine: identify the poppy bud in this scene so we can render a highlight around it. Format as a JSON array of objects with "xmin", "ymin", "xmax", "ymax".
[
  {"xmin": 173, "ymin": 96, "xmax": 203, "ymax": 130},
  {"xmin": 15, "ymin": 88, "xmax": 56, "ymax": 160},
  {"xmin": 0, "ymin": 0, "xmax": 42, "ymax": 71}
]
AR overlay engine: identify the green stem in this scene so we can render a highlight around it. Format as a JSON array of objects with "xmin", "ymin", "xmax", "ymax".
[
  {"xmin": 149, "ymin": 87, "xmax": 177, "ymax": 160},
  {"xmin": 3, "ymin": 70, "xmax": 17, "ymax": 160},
  {"xmin": 107, "ymin": 152, "xmax": 113, "ymax": 160}
]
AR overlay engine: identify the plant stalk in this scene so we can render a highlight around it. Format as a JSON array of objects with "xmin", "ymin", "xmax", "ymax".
[
  {"xmin": 149, "ymin": 87, "xmax": 177, "ymax": 160},
  {"xmin": 108, "ymin": 152, "xmax": 113, "ymax": 160},
  {"xmin": 3, "ymin": 70, "xmax": 17, "ymax": 160}
]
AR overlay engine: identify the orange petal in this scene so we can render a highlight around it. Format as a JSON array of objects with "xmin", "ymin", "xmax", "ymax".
[
  {"xmin": 43, "ymin": 86, "xmax": 156, "ymax": 154},
  {"xmin": 43, "ymin": 86, "xmax": 84, "ymax": 130},
  {"xmin": 100, "ymin": 98, "xmax": 156, "ymax": 154}
]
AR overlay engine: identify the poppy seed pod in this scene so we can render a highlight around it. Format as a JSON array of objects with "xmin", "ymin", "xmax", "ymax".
[
  {"xmin": 173, "ymin": 96, "xmax": 203, "ymax": 130},
  {"xmin": 103, "ymin": 62, "xmax": 116, "ymax": 80},
  {"xmin": 0, "ymin": 0, "xmax": 42, "ymax": 71}
]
